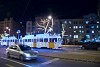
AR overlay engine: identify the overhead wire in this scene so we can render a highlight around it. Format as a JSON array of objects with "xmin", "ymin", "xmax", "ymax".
[{"xmin": 21, "ymin": 0, "xmax": 31, "ymax": 20}]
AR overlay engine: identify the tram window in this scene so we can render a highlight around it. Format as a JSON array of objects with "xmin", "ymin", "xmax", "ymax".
[
  {"xmin": 2, "ymin": 40, "xmax": 4, "ymax": 42},
  {"xmin": 15, "ymin": 40, "xmax": 18, "ymax": 43},
  {"xmin": 3, "ymin": 40, "xmax": 4, "ymax": 42},
  {"xmin": 37, "ymin": 39, "xmax": 39, "ymax": 42},
  {"xmin": 11, "ymin": 40, "xmax": 13, "ymax": 42},
  {"xmin": 5, "ymin": 40, "xmax": 6, "ymax": 42},
  {"xmin": 53, "ymin": 38, "xmax": 57, "ymax": 42},
  {"xmin": 50, "ymin": 38, "xmax": 53, "ymax": 42},
  {"xmin": 10, "ymin": 40, "xmax": 12, "ymax": 42},
  {"xmin": 23, "ymin": 40, "xmax": 24, "ymax": 42},
  {"xmin": 58, "ymin": 38, "xmax": 61, "ymax": 41},
  {"xmin": 34, "ymin": 39, "xmax": 37, "ymax": 42},
  {"xmin": 50, "ymin": 38, "xmax": 57, "ymax": 42},
  {"xmin": 40, "ymin": 38, "xmax": 43, "ymax": 42},
  {"xmin": 7, "ymin": 40, "xmax": 9, "ymax": 42},
  {"xmin": 44, "ymin": 38, "xmax": 48, "ymax": 42},
  {"xmin": 11, "ymin": 40, "xmax": 14, "ymax": 42},
  {"xmin": 9, "ymin": 40, "xmax": 10, "ymax": 42},
  {"xmin": 12, "ymin": 40, "xmax": 14, "ymax": 42},
  {"xmin": 25, "ymin": 39, "xmax": 27, "ymax": 42},
  {"xmin": 8, "ymin": 40, "xmax": 10, "ymax": 42},
  {"xmin": 20, "ymin": 40, "xmax": 22, "ymax": 42},
  {"xmin": 28, "ymin": 39, "xmax": 31, "ymax": 42},
  {"xmin": 32, "ymin": 39, "xmax": 34, "ymax": 42}
]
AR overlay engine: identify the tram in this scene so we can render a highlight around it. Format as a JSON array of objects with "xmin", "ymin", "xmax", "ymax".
[
  {"xmin": 0, "ymin": 36, "xmax": 17, "ymax": 46},
  {"xmin": 0, "ymin": 34, "xmax": 62, "ymax": 49},
  {"xmin": 22, "ymin": 33, "xmax": 62, "ymax": 49}
]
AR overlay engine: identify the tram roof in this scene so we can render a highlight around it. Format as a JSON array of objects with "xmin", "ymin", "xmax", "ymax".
[
  {"xmin": 22, "ymin": 35, "xmax": 35, "ymax": 39},
  {"xmin": 22, "ymin": 34, "xmax": 61, "ymax": 39},
  {"xmin": 36, "ymin": 34, "xmax": 61, "ymax": 38},
  {"xmin": 1, "ymin": 36, "xmax": 17, "ymax": 40}
]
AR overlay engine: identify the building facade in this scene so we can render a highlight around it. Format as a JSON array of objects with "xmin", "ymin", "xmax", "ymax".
[
  {"xmin": 97, "ymin": 0, "xmax": 100, "ymax": 20},
  {"xmin": 0, "ymin": 18, "xmax": 12, "ymax": 34},
  {"xmin": 61, "ymin": 18, "xmax": 100, "ymax": 44},
  {"xmin": 26, "ymin": 21, "xmax": 33, "ymax": 34},
  {"xmin": 0, "ymin": 18, "xmax": 21, "ymax": 38}
]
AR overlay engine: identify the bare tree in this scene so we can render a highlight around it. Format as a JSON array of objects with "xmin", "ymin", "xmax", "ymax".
[{"xmin": 36, "ymin": 18, "xmax": 53, "ymax": 33}]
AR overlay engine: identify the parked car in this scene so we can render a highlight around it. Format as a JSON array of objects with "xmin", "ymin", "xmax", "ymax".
[
  {"xmin": 6, "ymin": 44, "xmax": 38, "ymax": 61},
  {"xmin": 81, "ymin": 42, "xmax": 100, "ymax": 50}
]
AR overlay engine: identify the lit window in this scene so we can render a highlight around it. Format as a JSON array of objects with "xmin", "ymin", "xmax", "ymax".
[
  {"xmin": 86, "ymin": 35, "xmax": 90, "ymax": 38},
  {"xmin": 76, "ymin": 26, "xmax": 78, "ymax": 29},
  {"xmin": 70, "ymin": 35, "xmax": 72, "ymax": 37},
  {"xmin": 91, "ymin": 26, "xmax": 94, "ymax": 28},
  {"xmin": 79, "ymin": 30, "xmax": 81, "ymax": 33},
  {"xmin": 74, "ymin": 35, "xmax": 78, "ymax": 38},
  {"xmin": 66, "ymin": 35, "xmax": 68, "ymax": 36},
  {"xmin": 74, "ymin": 31, "xmax": 76, "ymax": 33},
  {"xmin": 65, "ymin": 21, "xmax": 67, "ymax": 23},
  {"xmin": 73, "ymin": 26, "xmax": 75, "ymax": 29},
  {"xmin": 69, "ymin": 21, "xmax": 71, "ymax": 24},
  {"xmin": 86, "ymin": 21, "xmax": 89, "ymax": 24},
  {"xmin": 98, "ymin": 31, "xmax": 100, "ymax": 33},
  {"xmin": 97, "ymin": 25, "xmax": 99, "ymax": 28},
  {"xmin": 69, "ymin": 27, "xmax": 71, "ymax": 28},
  {"xmin": 92, "ymin": 30, "xmax": 94, "ymax": 33},
  {"xmin": 79, "ymin": 26, "xmax": 81, "ymax": 28},
  {"xmin": 20, "ymin": 22, "xmax": 22, "ymax": 24},
  {"xmin": 97, "ymin": 21, "xmax": 99, "ymax": 23},
  {"xmin": 81, "ymin": 26, "xmax": 84, "ymax": 28},
  {"xmin": 74, "ymin": 35, "xmax": 75, "ymax": 38},
  {"xmin": 82, "ymin": 31, "xmax": 84, "ymax": 33}
]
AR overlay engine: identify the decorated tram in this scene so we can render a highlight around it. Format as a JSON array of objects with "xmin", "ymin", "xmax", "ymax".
[
  {"xmin": 22, "ymin": 33, "xmax": 62, "ymax": 49},
  {"xmin": 0, "ymin": 36, "xmax": 17, "ymax": 46},
  {"xmin": 0, "ymin": 33, "xmax": 62, "ymax": 49}
]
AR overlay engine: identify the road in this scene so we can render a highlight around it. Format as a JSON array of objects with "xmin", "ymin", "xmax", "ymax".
[
  {"xmin": 0, "ymin": 56, "xmax": 100, "ymax": 67},
  {"xmin": 0, "ymin": 45, "xmax": 100, "ymax": 67}
]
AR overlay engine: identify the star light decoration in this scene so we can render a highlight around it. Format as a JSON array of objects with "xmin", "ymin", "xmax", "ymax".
[{"xmin": 61, "ymin": 24, "xmax": 66, "ymax": 37}]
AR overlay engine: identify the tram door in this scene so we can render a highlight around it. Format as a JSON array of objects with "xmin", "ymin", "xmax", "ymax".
[
  {"xmin": 7, "ymin": 40, "xmax": 9, "ymax": 46},
  {"xmin": 44, "ymin": 38, "xmax": 48, "ymax": 48},
  {"xmin": 33, "ymin": 39, "xmax": 37, "ymax": 48},
  {"xmin": 49, "ymin": 38, "xmax": 57, "ymax": 48}
]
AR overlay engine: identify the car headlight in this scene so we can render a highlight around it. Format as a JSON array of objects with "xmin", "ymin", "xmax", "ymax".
[
  {"xmin": 24, "ymin": 53, "xmax": 31, "ymax": 57},
  {"xmin": 34, "ymin": 51, "xmax": 39, "ymax": 54}
]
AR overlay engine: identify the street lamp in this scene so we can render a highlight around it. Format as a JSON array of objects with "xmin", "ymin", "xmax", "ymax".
[
  {"xmin": 47, "ymin": 15, "xmax": 53, "ymax": 32},
  {"xmin": 4, "ymin": 31, "xmax": 6, "ymax": 33},
  {"xmin": 6, "ymin": 27, "xmax": 11, "ymax": 36},
  {"xmin": 8, "ymin": 29, "xmax": 11, "ymax": 35},
  {"xmin": 17, "ymin": 30, "xmax": 21, "ymax": 43},
  {"xmin": 6, "ymin": 27, "xmax": 9, "ymax": 29},
  {"xmin": 48, "ymin": 15, "xmax": 52, "ymax": 20}
]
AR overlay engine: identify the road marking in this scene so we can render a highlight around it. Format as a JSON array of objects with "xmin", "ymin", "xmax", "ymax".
[
  {"xmin": 6, "ymin": 64, "xmax": 14, "ymax": 67},
  {"xmin": 41, "ymin": 58, "xmax": 59, "ymax": 65},
  {"xmin": 0, "ymin": 57, "xmax": 32, "ymax": 67}
]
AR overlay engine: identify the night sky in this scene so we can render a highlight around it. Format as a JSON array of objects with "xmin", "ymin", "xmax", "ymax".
[{"xmin": 0, "ymin": 0, "xmax": 98, "ymax": 22}]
